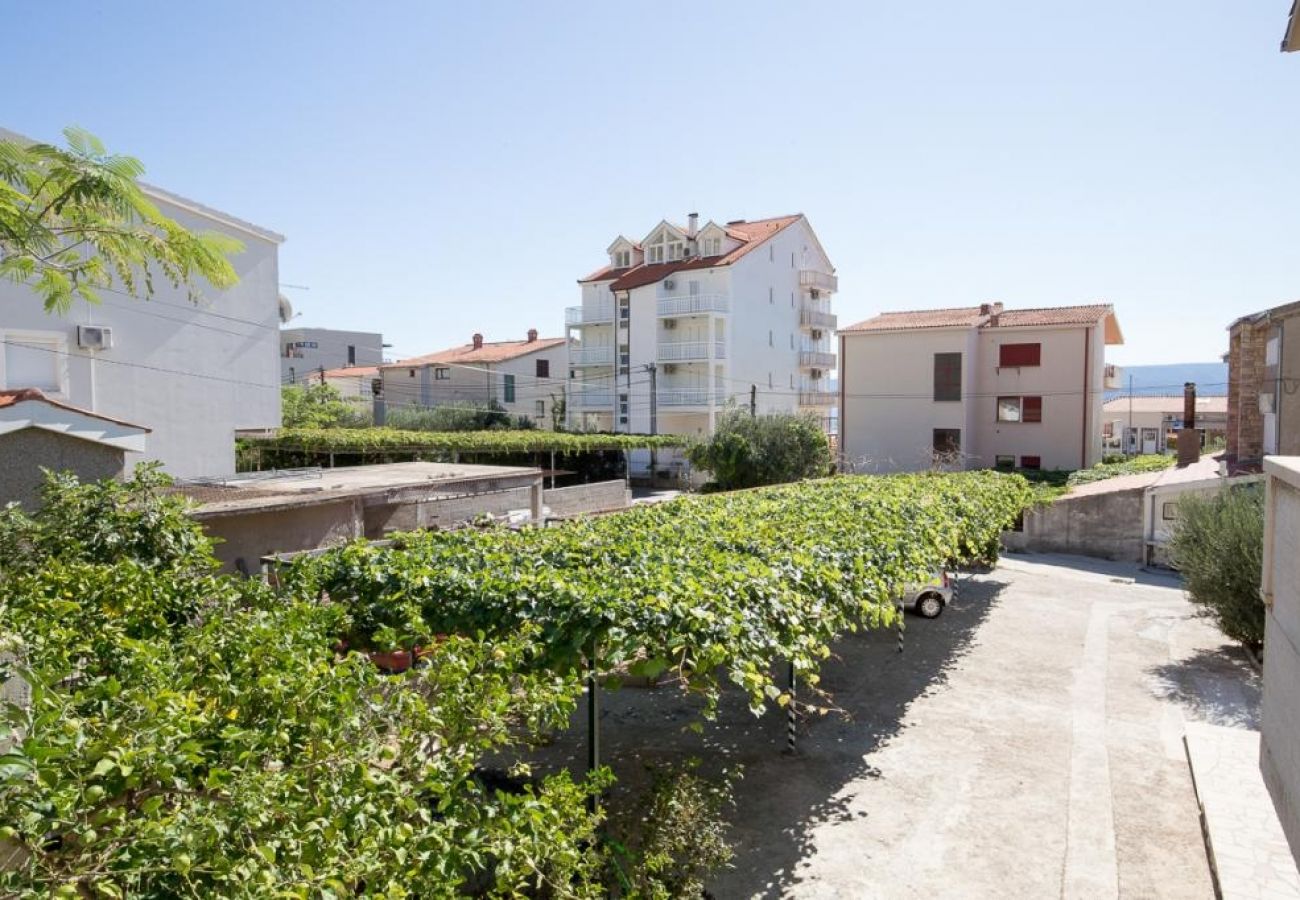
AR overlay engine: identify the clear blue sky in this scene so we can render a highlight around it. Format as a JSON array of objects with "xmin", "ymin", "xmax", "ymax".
[{"xmin": 6, "ymin": 1, "xmax": 1298, "ymax": 365}]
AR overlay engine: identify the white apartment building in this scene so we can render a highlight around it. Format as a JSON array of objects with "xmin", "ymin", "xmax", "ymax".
[
  {"xmin": 379, "ymin": 330, "xmax": 567, "ymax": 428},
  {"xmin": 566, "ymin": 213, "xmax": 838, "ymax": 436},
  {"xmin": 281, "ymin": 326, "xmax": 385, "ymax": 384},
  {"xmin": 0, "ymin": 172, "xmax": 284, "ymax": 478},
  {"xmin": 839, "ymin": 303, "xmax": 1123, "ymax": 473}
]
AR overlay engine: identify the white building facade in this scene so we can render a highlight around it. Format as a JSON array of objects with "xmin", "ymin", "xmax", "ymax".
[
  {"xmin": 839, "ymin": 303, "xmax": 1123, "ymax": 473},
  {"xmin": 0, "ymin": 184, "xmax": 283, "ymax": 479},
  {"xmin": 281, "ymin": 326, "xmax": 385, "ymax": 385},
  {"xmin": 566, "ymin": 214, "xmax": 838, "ymax": 437}
]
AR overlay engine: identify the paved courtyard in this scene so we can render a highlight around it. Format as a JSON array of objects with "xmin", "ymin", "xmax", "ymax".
[{"xmin": 531, "ymin": 552, "xmax": 1263, "ymax": 898}]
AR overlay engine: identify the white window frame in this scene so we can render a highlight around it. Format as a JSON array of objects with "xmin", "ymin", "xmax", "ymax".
[{"xmin": 0, "ymin": 329, "xmax": 70, "ymax": 397}]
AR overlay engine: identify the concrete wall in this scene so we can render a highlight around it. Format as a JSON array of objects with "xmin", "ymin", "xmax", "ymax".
[
  {"xmin": 280, "ymin": 327, "xmax": 383, "ymax": 383},
  {"xmin": 544, "ymin": 480, "xmax": 631, "ymax": 517},
  {"xmin": 0, "ymin": 428, "xmax": 125, "ymax": 508},
  {"xmin": 1002, "ymin": 485, "xmax": 1146, "ymax": 562},
  {"xmin": 1261, "ymin": 457, "xmax": 1300, "ymax": 862},
  {"xmin": 0, "ymin": 191, "xmax": 282, "ymax": 479},
  {"xmin": 201, "ymin": 497, "xmax": 364, "ymax": 573}
]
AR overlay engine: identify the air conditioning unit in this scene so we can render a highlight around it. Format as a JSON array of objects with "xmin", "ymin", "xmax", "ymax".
[
  {"xmin": 664, "ymin": 279, "xmax": 677, "ymax": 291},
  {"xmin": 664, "ymin": 319, "xmax": 677, "ymax": 330},
  {"xmin": 664, "ymin": 364, "xmax": 678, "ymax": 374},
  {"xmin": 811, "ymin": 329, "xmax": 823, "ymax": 341},
  {"xmin": 810, "ymin": 369, "xmax": 823, "ymax": 379},
  {"xmin": 77, "ymin": 325, "xmax": 113, "ymax": 350}
]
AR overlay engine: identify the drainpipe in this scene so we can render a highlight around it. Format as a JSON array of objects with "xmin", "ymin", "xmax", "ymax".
[{"xmin": 1081, "ymin": 327, "xmax": 1091, "ymax": 469}]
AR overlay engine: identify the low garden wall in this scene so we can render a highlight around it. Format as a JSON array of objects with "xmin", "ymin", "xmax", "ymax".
[{"xmin": 1002, "ymin": 483, "xmax": 1146, "ymax": 562}]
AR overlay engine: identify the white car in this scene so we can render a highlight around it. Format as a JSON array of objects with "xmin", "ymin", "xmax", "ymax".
[{"xmin": 900, "ymin": 572, "xmax": 954, "ymax": 619}]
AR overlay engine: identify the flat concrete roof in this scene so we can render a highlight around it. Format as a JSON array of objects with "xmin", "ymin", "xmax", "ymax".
[{"xmin": 184, "ymin": 462, "xmax": 542, "ymax": 518}]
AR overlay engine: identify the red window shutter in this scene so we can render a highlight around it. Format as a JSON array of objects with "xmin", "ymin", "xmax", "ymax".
[
  {"xmin": 999, "ymin": 343, "xmax": 1042, "ymax": 367},
  {"xmin": 1022, "ymin": 396, "xmax": 1043, "ymax": 422},
  {"xmin": 1020, "ymin": 455, "xmax": 1041, "ymax": 470}
]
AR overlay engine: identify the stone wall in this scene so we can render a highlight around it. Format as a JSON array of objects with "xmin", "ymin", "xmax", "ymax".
[
  {"xmin": 1228, "ymin": 319, "xmax": 1268, "ymax": 464},
  {"xmin": 1002, "ymin": 484, "xmax": 1146, "ymax": 562},
  {"xmin": 0, "ymin": 428, "xmax": 125, "ymax": 508},
  {"xmin": 544, "ymin": 480, "xmax": 632, "ymax": 518},
  {"xmin": 1261, "ymin": 458, "xmax": 1300, "ymax": 863}
]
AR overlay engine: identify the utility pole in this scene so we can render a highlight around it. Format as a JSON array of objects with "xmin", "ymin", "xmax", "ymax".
[
  {"xmin": 750, "ymin": 384, "xmax": 757, "ymax": 419},
  {"xmin": 319, "ymin": 365, "xmax": 326, "ymax": 386},
  {"xmin": 1127, "ymin": 374, "xmax": 1134, "ymax": 456},
  {"xmin": 644, "ymin": 363, "xmax": 658, "ymax": 484}
]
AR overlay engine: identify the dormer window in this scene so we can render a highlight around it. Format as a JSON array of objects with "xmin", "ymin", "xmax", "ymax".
[
  {"xmin": 648, "ymin": 245, "xmax": 664, "ymax": 264},
  {"xmin": 613, "ymin": 249, "xmax": 631, "ymax": 268},
  {"xmin": 702, "ymin": 237, "xmax": 721, "ymax": 256},
  {"xmin": 667, "ymin": 240, "xmax": 684, "ymax": 261}
]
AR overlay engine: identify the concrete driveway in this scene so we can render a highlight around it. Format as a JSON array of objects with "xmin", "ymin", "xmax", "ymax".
[{"xmin": 529, "ymin": 553, "xmax": 1260, "ymax": 898}]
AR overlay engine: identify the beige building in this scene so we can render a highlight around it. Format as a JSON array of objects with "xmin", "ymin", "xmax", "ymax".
[
  {"xmin": 379, "ymin": 330, "xmax": 567, "ymax": 428},
  {"xmin": 839, "ymin": 303, "xmax": 1123, "ymax": 473},
  {"xmin": 1101, "ymin": 395, "xmax": 1227, "ymax": 455}
]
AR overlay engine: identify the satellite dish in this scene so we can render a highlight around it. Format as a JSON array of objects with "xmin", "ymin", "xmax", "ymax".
[{"xmin": 278, "ymin": 294, "xmax": 295, "ymax": 324}]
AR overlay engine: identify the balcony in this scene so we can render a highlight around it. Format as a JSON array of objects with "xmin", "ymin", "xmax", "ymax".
[
  {"xmin": 657, "ymin": 293, "xmax": 730, "ymax": 317},
  {"xmin": 798, "ymin": 270, "xmax": 838, "ymax": 293},
  {"xmin": 565, "ymin": 304, "xmax": 615, "ymax": 327},
  {"xmin": 799, "ymin": 350, "xmax": 836, "ymax": 369},
  {"xmin": 799, "ymin": 303, "xmax": 838, "ymax": 331},
  {"xmin": 1104, "ymin": 363, "xmax": 1122, "ymax": 390},
  {"xmin": 659, "ymin": 389, "xmax": 716, "ymax": 408},
  {"xmin": 570, "ymin": 346, "xmax": 613, "ymax": 366},
  {"xmin": 657, "ymin": 340, "xmax": 726, "ymax": 362},
  {"xmin": 798, "ymin": 390, "xmax": 837, "ymax": 407},
  {"xmin": 570, "ymin": 387, "xmax": 613, "ymax": 408}
]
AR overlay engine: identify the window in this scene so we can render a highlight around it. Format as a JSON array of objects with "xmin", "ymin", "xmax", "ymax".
[
  {"xmin": 1162, "ymin": 501, "xmax": 1178, "ymax": 521},
  {"xmin": 535, "ymin": 399, "xmax": 546, "ymax": 418},
  {"xmin": 536, "ymin": 359, "xmax": 550, "ymax": 378},
  {"xmin": 288, "ymin": 367, "xmax": 296, "ymax": 383},
  {"xmin": 933, "ymin": 428, "xmax": 961, "ymax": 457},
  {"xmin": 999, "ymin": 343, "xmax": 1041, "ymax": 367},
  {"xmin": 997, "ymin": 396, "xmax": 1022, "ymax": 422},
  {"xmin": 1019, "ymin": 455, "xmax": 1041, "ymax": 470},
  {"xmin": 933, "ymin": 353, "xmax": 962, "ymax": 402},
  {"xmin": 4, "ymin": 331, "xmax": 74, "ymax": 396},
  {"xmin": 614, "ymin": 249, "xmax": 631, "ymax": 267},
  {"xmin": 648, "ymin": 245, "xmax": 664, "ymax": 264},
  {"xmin": 408, "ymin": 369, "xmax": 416, "ymax": 378},
  {"xmin": 703, "ymin": 237, "xmax": 721, "ymax": 255},
  {"xmin": 995, "ymin": 455, "xmax": 1015, "ymax": 471},
  {"xmin": 434, "ymin": 367, "xmax": 450, "ymax": 380},
  {"xmin": 347, "ymin": 344, "xmax": 356, "ymax": 366},
  {"xmin": 503, "ymin": 374, "xmax": 516, "ymax": 403},
  {"xmin": 668, "ymin": 241, "xmax": 684, "ymax": 260},
  {"xmin": 1022, "ymin": 396, "xmax": 1042, "ymax": 423},
  {"xmin": 618, "ymin": 297, "xmax": 630, "ymax": 320}
]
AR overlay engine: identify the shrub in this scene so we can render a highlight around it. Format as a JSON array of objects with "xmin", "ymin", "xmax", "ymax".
[
  {"xmin": 281, "ymin": 383, "xmax": 370, "ymax": 429},
  {"xmin": 1169, "ymin": 483, "xmax": 1265, "ymax": 649},
  {"xmin": 686, "ymin": 409, "xmax": 831, "ymax": 491},
  {"xmin": 385, "ymin": 400, "xmax": 537, "ymax": 432}
]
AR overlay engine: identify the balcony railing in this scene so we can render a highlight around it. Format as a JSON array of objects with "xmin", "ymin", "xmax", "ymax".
[
  {"xmin": 570, "ymin": 346, "xmax": 613, "ymax": 366},
  {"xmin": 565, "ymin": 304, "xmax": 615, "ymax": 326},
  {"xmin": 798, "ymin": 390, "xmax": 837, "ymax": 407},
  {"xmin": 799, "ymin": 306, "xmax": 838, "ymax": 330},
  {"xmin": 799, "ymin": 350, "xmax": 836, "ymax": 369},
  {"xmin": 658, "ymin": 389, "xmax": 715, "ymax": 408},
  {"xmin": 570, "ymin": 388, "xmax": 613, "ymax": 408},
  {"xmin": 657, "ymin": 293, "xmax": 730, "ymax": 317},
  {"xmin": 798, "ymin": 270, "xmax": 838, "ymax": 292},
  {"xmin": 657, "ymin": 340, "xmax": 726, "ymax": 362}
]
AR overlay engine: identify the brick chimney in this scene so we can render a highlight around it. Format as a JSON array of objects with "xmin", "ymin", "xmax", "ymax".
[
  {"xmin": 472, "ymin": 333, "xmax": 483, "ymax": 350},
  {"xmin": 526, "ymin": 328, "xmax": 538, "ymax": 343},
  {"xmin": 1177, "ymin": 381, "xmax": 1202, "ymax": 466}
]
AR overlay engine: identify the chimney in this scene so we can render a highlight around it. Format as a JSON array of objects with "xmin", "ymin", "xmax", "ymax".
[
  {"xmin": 979, "ymin": 303, "xmax": 993, "ymax": 315},
  {"xmin": 472, "ymin": 333, "xmax": 483, "ymax": 350},
  {"xmin": 526, "ymin": 328, "xmax": 538, "ymax": 343},
  {"xmin": 1177, "ymin": 381, "xmax": 1202, "ymax": 466},
  {"xmin": 687, "ymin": 212, "xmax": 699, "ymax": 238}
]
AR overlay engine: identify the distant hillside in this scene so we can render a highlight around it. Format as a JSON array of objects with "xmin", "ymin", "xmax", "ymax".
[{"xmin": 1106, "ymin": 363, "xmax": 1227, "ymax": 400}]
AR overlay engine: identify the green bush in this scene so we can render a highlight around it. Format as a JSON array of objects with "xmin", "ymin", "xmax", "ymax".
[
  {"xmin": 281, "ymin": 383, "xmax": 370, "ymax": 429},
  {"xmin": 385, "ymin": 400, "xmax": 537, "ymax": 432},
  {"xmin": 1169, "ymin": 483, "xmax": 1265, "ymax": 649},
  {"xmin": 686, "ymin": 409, "xmax": 831, "ymax": 491}
]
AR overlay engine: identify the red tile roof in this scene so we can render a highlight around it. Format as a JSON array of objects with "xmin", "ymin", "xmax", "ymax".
[
  {"xmin": 320, "ymin": 365, "xmax": 379, "ymax": 379},
  {"xmin": 0, "ymin": 388, "xmax": 150, "ymax": 430},
  {"xmin": 383, "ymin": 336, "xmax": 567, "ymax": 369},
  {"xmin": 842, "ymin": 303, "xmax": 1122, "ymax": 344},
  {"xmin": 579, "ymin": 214, "xmax": 804, "ymax": 286}
]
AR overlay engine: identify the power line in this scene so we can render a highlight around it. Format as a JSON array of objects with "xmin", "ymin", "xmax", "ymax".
[{"xmin": 0, "ymin": 338, "xmax": 279, "ymax": 391}]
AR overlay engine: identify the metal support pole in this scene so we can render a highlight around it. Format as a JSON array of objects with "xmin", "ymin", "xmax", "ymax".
[
  {"xmin": 897, "ymin": 603, "xmax": 905, "ymax": 654},
  {"xmin": 785, "ymin": 661, "xmax": 797, "ymax": 753},
  {"xmin": 586, "ymin": 642, "xmax": 600, "ymax": 813}
]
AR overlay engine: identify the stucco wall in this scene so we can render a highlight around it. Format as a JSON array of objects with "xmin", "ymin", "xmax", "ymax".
[
  {"xmin": 1261, "ymin": 458, "xmax": 1300, "ymax": 861},
  {"xmin": 1001, "ymin": 485, "xmax": 1146, "ymax": 562},
  {"xmin": 0, "ymin": 194, "xmax": 281, "ymax": 478},
  {"xmin": 280, "ymin": 327, "xmax": 383, "ymax": 383},
  {"xmin": 0, "ymin": 428, "xmax": 125, "ymax": 508},
  {"xmin": 201, "ymin": 498, "xmax": 364, "ymax": 573}
]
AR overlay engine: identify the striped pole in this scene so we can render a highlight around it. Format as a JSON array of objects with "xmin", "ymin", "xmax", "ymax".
[
  {"xmin": 897, "ymin": 603, "xmax": 905, "ymax": 654},
  {"xmin": 786, "ymin": 661, "xmax": 797, "ymax": 753}
]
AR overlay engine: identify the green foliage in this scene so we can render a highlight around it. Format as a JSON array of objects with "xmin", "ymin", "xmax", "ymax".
[
  {"xmin": 608, "ymin": 762, "xmax": 736, "ymax": 898},
  {"xmin": 0, "ymin": 127, "xmax": 241, "ymax": 314},
  {"xmin": 280, "ymin": 383, "xmax": 370, "ymax": 429},
  {"xmin": 0, "ymin": 470, "xmax": 607, "ymax": 897},
  {"xmin": 1169, "ymin": 483, "xmax": 1265, "ymax": 649},
  {"xmin": 1018, "ymin": 454, "xmax": 1175, "ymax": 506},
  {"xmin": 386, "ymin": 400, "xmax": 537, "ymax": 432},
  {"xmin": 686, "ymin": 409, "xmax": 832, "ymax": 490},
  {"xmin": 288, "ymin": 471, "xmax": 1033, "ymax": 717}
]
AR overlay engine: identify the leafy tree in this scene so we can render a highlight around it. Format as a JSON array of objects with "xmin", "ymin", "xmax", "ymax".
[
  {"xmin": 0, "ymin": 127, "xmax": 242, "ymax": 314},
  {"xmin": 385, "ymin": 400, "xmax": 537, "ymax": 432},
  {"xmin": 280, "ymin": 382, "xmax": 369, "ymax": 429},
  {"xmin": 1169, "ymin": 483, "xmax": 1266, "ymax": 649},
  {"xmin": 687, "ymin": 409, "xmax": 831, "ymax": 491}
]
